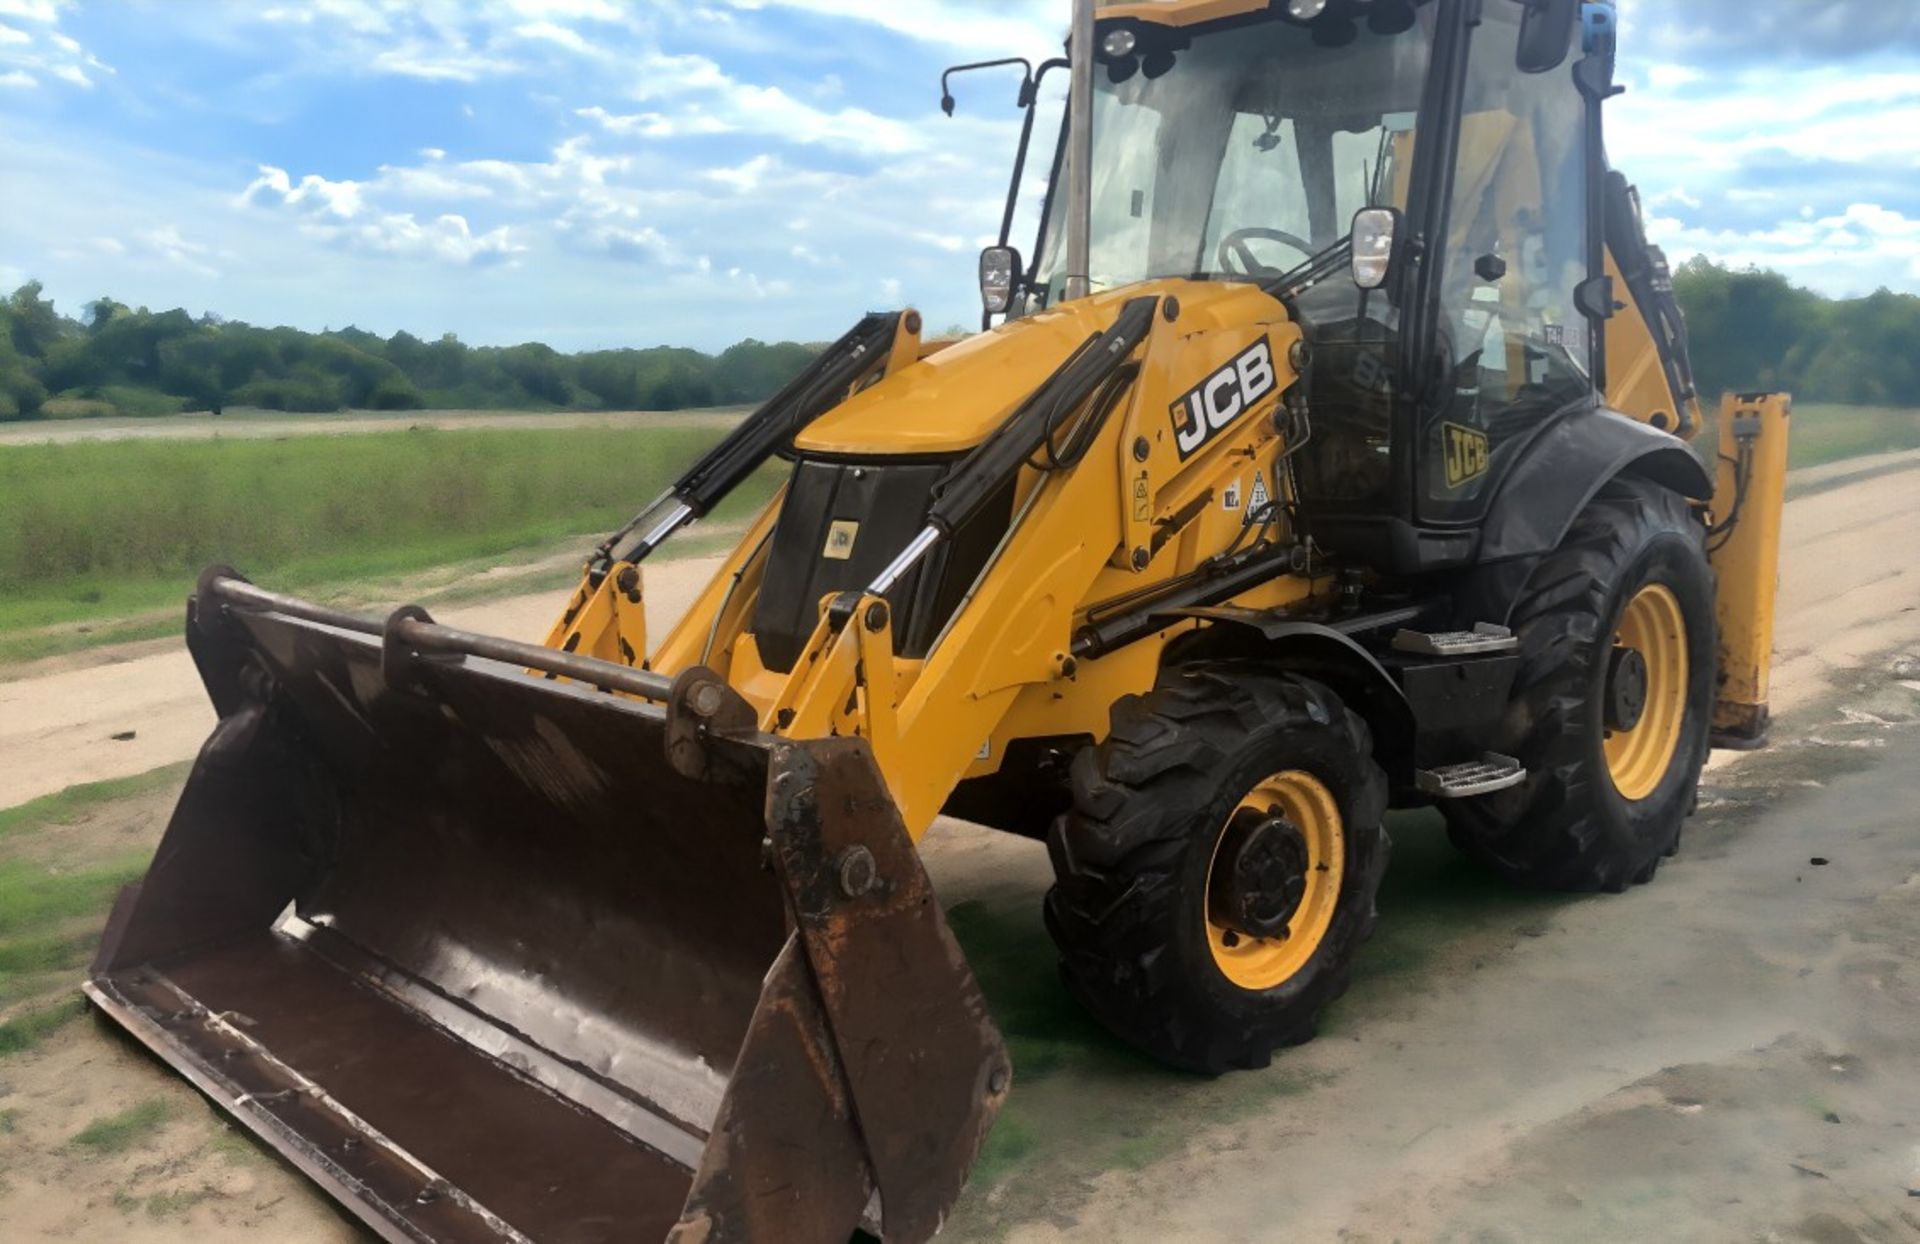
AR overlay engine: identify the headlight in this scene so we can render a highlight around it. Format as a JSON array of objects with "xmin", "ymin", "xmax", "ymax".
[
  {"xmin": 1100, "ymin": 28, "xmax": 1137, "ymax": 58},
  {"xmin": 1286, "ymin": 0, "xmax": 1330, "ymax": 19}
]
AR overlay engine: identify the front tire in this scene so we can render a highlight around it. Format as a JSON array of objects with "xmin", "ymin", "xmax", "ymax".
[
  {"xmin": 1445, "ymin": 478, "xmax": 1717, "ymax": 892},
  {"xmin": 1045, "ymin": 667, "xmax": 1389, "ymax": 1075}
]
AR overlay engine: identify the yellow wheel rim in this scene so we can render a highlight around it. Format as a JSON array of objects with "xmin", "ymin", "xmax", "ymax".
[
  {"xmin": 1604, "ymin": 584, "xmax": 1689, "ymax": 802},
  {"xmin": 1204, "ymin": 771, "xmax": 1344, "ymax": 992}
]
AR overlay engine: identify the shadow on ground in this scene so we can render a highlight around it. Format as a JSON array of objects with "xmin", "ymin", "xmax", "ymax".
[{"xmin": 940, "ymin": 811, "xmax": 1574, "ymax": 1238}]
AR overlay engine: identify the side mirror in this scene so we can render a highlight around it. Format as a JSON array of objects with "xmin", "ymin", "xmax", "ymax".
[
  {"xmin": 1514, "ymin": 0, "xmax": 1579, "ymax": 74},
  {"xmin": 1350, "ymin": 208, "xmax": 1401, "ymax": 291},
  {"xmin": 979, "ymin": 246, "xmax": 1023, "ymax": 316}
]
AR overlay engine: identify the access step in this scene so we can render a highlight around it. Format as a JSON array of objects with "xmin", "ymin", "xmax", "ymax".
[
  {"xmin": 1393, "ymin": 624, "xmax": 1519, "ymax": 658},
  {"xmin": 1416, "ymin": 754, "xmax": 1527, "ymax": 799}
]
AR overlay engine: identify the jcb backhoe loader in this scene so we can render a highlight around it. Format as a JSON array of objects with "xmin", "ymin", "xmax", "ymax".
[{"xmin": 88, "ymin": 1, "xmax": 1790, "ymax": 1239}]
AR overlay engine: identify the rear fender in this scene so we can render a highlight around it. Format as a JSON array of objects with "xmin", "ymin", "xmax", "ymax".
[
  {"xmin": 1480, "ymin": 409, "xmax": 1713, "ymax": 564},
  {"xmin": 1455, "ymin": 409, "xmax": 1713, "ymax": 628}
]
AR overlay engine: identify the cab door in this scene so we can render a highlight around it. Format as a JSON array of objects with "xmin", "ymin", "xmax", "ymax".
[{"xmin": 1417, "ymin": 2, "xmax": 1598, "ymax": 527}]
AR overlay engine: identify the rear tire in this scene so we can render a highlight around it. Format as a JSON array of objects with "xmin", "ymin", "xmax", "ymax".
[
  {"xmin": 1445, "ymin": 478, "xmax": 1716, "ymax": 892},
  {"xmin": 1045, "ymin": 667, "xmax": 1389, "ymax": 1075}
]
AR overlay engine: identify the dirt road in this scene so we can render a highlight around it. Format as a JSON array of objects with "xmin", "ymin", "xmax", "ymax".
[{"xmin": 3, "ymin": 455, "xmax": 1919, "ymax": 1241}]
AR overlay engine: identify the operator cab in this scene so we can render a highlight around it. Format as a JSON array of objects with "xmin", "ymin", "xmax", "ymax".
[{"xmin": 993, "ymin": 0, "xmax": 1615, "ymax": 576}]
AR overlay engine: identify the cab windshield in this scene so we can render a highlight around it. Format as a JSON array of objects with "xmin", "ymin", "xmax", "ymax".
[{"xmin": 1030, "ymin": 4, "xmax": 1440, "ymax": 303}]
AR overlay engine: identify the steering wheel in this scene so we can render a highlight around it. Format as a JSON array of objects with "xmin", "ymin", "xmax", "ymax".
[{"xmin": 1219, "ymin": 228, "xmax": 1316, "ymax": 279}]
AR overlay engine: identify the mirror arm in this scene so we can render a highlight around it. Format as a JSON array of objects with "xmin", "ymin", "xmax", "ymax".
[{"xmin": 940, "ymin": 57, "xmax": 1036, "ymax": 116}]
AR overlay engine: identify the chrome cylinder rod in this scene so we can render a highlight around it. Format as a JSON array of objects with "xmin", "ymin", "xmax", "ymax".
[{"xmin": 868, "ymin": 526, "xmax": 943, "ymax": 596}]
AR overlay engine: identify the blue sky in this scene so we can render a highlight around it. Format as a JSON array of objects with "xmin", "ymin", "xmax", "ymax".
[{"xmin": 1, "ymin": 0, "xmax": 1917, "ymax": 352}]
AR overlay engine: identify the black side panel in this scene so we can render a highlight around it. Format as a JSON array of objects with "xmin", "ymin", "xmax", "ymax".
[
  {"xmin": 752, "ymin": 461, "xmax": 1013, "ymax": 672},
  {"xmin": 755, "ymin": 461, "xmax": 945, "ymax": 672}
]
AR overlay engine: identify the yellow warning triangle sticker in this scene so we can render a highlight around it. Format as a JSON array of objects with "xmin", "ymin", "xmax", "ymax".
[{"xmin": 1245, "ymin": 470, "xmax": 1271, "ymax": 524}]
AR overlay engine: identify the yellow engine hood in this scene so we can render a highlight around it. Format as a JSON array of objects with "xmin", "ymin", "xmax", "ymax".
[{"xmin": 794, "ymin": 280, "xmax": 1291, "ymax": 458}]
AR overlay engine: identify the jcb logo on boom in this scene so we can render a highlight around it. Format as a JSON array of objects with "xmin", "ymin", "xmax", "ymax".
[{"xmin": 1171, "ymin": 338, "xmax": 1277, "ymax": 460}]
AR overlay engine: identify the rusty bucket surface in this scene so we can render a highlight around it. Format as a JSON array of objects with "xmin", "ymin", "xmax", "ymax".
[{"xmin": 86, "ymin": 574, "xmax": 1008, "ymax": 1244}]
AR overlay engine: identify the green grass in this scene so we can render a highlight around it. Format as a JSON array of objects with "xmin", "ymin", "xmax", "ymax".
[
  {"xmin": 0, "ymin": 424, "xmax": 780, "ymax": 650},
  {"xmin": 0, "ymin": 996, "xmax": 87, "ymax": 1056},
  {"xmin": 69, "ymin": 1098, "xmax": 173, "ymax": 1154},
  {"xmin": 0, "ymin": 768, "xmax": 176, "ymax": 1010},
  {"xmin": 0, "ymin": 848, "xmax": 152, "ymax": 1010},
  {"xmin": 0, "ymin": 764, "xmax": 188, "ymax": 841},
  {"xmin": 1787, "ymin": 404, "xmax": 1920, "ymax": 470},
  {"xmin": 0, "ymin": 1106, "xmax": 19, "ymax": 1133},
  {"xmin": 0, "ymin": 850, "xmax": 155, "ymax": 944}
]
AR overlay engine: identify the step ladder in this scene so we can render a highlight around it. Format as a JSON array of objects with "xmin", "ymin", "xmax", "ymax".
[
  {"xmin": 1393, "ymin": 623, "xmax": 1520, "ymax": 658},
  {"xmin": 1416, "ymin": 754, "xmax": 1527, "ymax": 799}
]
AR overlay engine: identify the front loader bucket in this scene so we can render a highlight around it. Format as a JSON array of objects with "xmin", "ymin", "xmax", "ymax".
[{"xmin": 86, "ymin": 572, "xmax": 1008, "ymax": 1244}]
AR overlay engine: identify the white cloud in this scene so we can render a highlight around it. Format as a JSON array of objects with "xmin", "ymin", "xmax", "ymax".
[
  {"xmin": 229, "ymin": 0, "xmax": 643, "ymax": 84},
  {"xmin": 337, "ymin": 213, "xmax": 524, "ymax": 266},
  {"xmin": 238, "ymin": 161, "xmax": 523, "ymax": 266},
  {"xmin": 704, "ymin": 153, "xmax": 780, "ymax": 193},
  {"xmin": 0, "ymin": 0, "xmax": 62, "ymax": 23},
  {"xmin": 240, "ymin": 165, "xmax": 366, "ymax": 218},
  {"xmin": 0, "ymin": 0, "xmax": 107, "ymax": 89},
  {"xmin": 53, "ymin": 225, "xmax": 222, "ymax": 277},
  {"xmin": 1652, "ymin": 203, "xmax": 1920, "ymax": 289},
  {"xmin": 139, "ymin": 225, "xmax": 221, "ymax": 277},
  {"xmin": 722, "ymin": 0, "xmax": 1060, "ymax": 54},
  {"xmin": 581, "ymin": 84, "xmax": 919, "ymax": 154}
]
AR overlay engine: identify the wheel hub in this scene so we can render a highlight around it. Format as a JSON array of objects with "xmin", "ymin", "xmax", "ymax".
[
  {"xmin": 1605, "ymin": 645, "xmax": 1650, "ymax": 733},
  {"xmin": 1207, "ymin": 808, "xmax": 1310, "ymax": 943}
]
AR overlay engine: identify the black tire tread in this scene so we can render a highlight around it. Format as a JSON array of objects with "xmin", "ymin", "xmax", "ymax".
[
  {"xmin": 1444, "ymin": 478, "xmax": 1715, "ymax": 893},
  {"xmin": 1046, "ymin": 666, "xmax": 1389, "ymax": 1075}
]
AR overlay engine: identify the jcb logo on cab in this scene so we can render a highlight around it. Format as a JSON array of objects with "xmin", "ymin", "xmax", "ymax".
[
  {"xmin": 1171, "ymin": 338, "xmax": 1277, "ymax": 460},
  {"xmin": 1443, "ymin": 423, "xmax": 1491, "ymax": 489}
]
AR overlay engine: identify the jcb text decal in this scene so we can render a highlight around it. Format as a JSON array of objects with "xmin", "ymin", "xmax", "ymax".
[
  {"xmin": 1171, "ymin": 337, "xmax": 1277, "ymax": 461},
  {"xmin": 1442, "ymin": 423, "xmax": 1491, "ymax": 489}
]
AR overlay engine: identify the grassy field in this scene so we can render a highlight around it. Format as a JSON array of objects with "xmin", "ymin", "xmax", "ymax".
[
  {"xmin": 0, "ymin": 423, "xmax": 777, "ymax": 663},
  {"xmin": 1786, "ymin": 403, "xmax": 1920, "ymax": 470}
]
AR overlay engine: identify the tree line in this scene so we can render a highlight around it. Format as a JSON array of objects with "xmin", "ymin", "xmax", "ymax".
[
  {"xmin": 1670, "ymin": 258, "xmax": 1920, "ymax": 408},
  {"xmin": 2, "ymin": 263, "xmax": 1917, "ymax": 422},
  {"xmin": 0, "ymin": 282, "xmax": 821, "ymax": 420}
]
